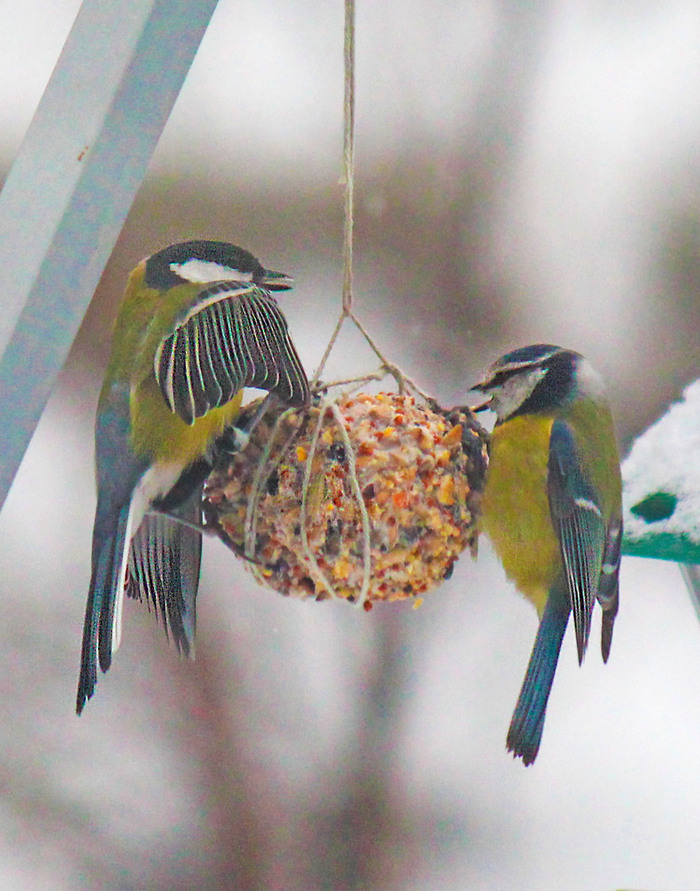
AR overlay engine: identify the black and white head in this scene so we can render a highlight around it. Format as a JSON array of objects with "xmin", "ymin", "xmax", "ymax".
[
  {"xmin": 473, "ymin": 344, "xmax": 606, "ymax": 423},
  {"xmin": 143, "ymin": 240, "xmax": 293, "ymax": 292}
]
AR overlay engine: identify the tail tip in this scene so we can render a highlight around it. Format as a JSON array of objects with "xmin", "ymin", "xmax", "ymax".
[
  {"xmin": 506, "ymin": 733, "xmax": 540, "ymax": 767},
  {"xmin": 76, "ymin": 683, "xmax": 93, "ymax": 716},
  {"xmin": 575, "ymin": 629, "xmax": 589, "ymax": 666},
  {"xmin": 76, "ymin": 661, "xmax": 98, "ymax": 715},
  {"xmin": 601, "ymin": 620, "xmax": 614, "ymax": 664}
]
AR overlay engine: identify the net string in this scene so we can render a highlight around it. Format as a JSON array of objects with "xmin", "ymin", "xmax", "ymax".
[
  {"xmin": 342, "ymin": 0, "xmax": 354, "ymax": 315},
  {"xmin": 237, "ymin": 0, "xmax": 433, "ymax": 605},
  {"xmin": 310, "ymin": 0, "xmax": 429, "ymax": 403}
]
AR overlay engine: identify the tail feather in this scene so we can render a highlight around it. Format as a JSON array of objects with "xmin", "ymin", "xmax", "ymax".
[
  {"xmin": 128, "ymin": 484, "xmax": 203, "ymax": 659},
  {"xmin": 76, "ymin": 503, "xmax": 132, "ymax": 714},
  {"xmin": 600, "ymin": 606, "xmax": 616, "ymax": 664},
  {"xmin": 507, "ymin": 594, "xmax": 570, "ymax": 766}
]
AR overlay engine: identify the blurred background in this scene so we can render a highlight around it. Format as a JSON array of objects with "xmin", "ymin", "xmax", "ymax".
[{"xmin": 2, "ymin": 0, "xmax": 700, "ymax": 888}]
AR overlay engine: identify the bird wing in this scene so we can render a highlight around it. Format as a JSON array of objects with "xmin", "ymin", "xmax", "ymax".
[
  {"xmin": 153, "ymin": 282, "xmax": 309, "ymax": 425},
  {"xmin": 547, "ymin": 420, "xmax": 606, "ymax": 664},
  {"xmin": 597, "ymin": 515, "xmax": 622, "ymax": 662},
  {"xmin": 127, "ymin": 480, "xmax": 203, "ymax": 660}
]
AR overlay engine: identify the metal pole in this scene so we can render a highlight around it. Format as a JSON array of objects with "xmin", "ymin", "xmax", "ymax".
[{"xmin": 0, "ymin": 0, "xmax": 219, "ymax": 508}]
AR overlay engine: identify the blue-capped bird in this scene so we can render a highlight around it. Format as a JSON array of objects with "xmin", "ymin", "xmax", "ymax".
[
  {"xmin": 473, "ymin": 344, "xmax": 622, "ymax": 765},
  {"xmin": 77, "ymin": 240, "xmax": 310, "ymax": 714}
]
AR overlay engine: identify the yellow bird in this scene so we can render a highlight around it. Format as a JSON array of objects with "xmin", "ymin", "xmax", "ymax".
[
  {"xmin": 77, "ymin": 240, "xmax": 310, "ymax": 713},
  {"xmin": 474, "ymin": 344, "xmax": 622, "ymax": 764}
]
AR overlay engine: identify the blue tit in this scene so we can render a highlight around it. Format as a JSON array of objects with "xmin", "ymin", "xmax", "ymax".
[
  {"xmin": 473, "ymin": 344, "xmax": 622, "ymax": 765},
  {"xmin": 77, "ymin": 240, "xmax": 310, "ymax": 714}
]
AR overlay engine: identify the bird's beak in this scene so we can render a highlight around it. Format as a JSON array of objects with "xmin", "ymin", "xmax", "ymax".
[
  {"xmin": 262, "ymin": 269, "xmax": 294, "ymax": 291},
  {"xmin": 470, "ymin": 396, "xmax": 492, "ymax": 413},
  {"xmin": 469, "ymin": 380, "xmax": 492, "ymax": 413}
]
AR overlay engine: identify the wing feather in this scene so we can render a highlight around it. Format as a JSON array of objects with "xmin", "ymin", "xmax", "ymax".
[
  {"xmin": 127, "ymin": 493, "xmax": 201, "ymax": 659},
  {"xmin": 154, "ymin": 283, "xmax": 309, "ymax": 424},
  {"xmin": 548, "ymin": 421, "xmax": 606, "ymax": 663},
  {"xmin": 598, "ymin": 515, "xmax": 622, "ymax": 661}
]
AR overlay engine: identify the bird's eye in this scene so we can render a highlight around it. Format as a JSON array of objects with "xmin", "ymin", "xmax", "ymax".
[{"xmin": 488, "ymin": 370, "xmax": 512, "ymax": 388}]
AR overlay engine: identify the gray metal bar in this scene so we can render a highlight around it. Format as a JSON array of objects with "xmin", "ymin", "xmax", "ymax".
[
  {"xmin": 0, "ymin": 0, "xmax": 219, "ymax": 508},
  {"xmin": 680, "ymin": 564, "xmax": 700, "ymax": 623}
]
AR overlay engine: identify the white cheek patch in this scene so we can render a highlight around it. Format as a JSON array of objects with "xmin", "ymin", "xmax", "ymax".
[
  {"xmin": 491, "ymin": 367, "xmax": 547, "ymax": 420},
  {"xmin": 576, "ymin": 358, "xmax": 606, "ymax": 401},
  {"xmin": 170, "ymin": 259, "xmax": 254, "ymax": 284}
]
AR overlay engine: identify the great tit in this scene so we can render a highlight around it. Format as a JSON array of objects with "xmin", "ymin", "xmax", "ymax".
[
  {"xmin": 474, "ymin": 344, "xmax": 622, "ymax": 765},
  {"xmin": 77, "ymin": 240, "xmax": 310, "ymax": 714}
]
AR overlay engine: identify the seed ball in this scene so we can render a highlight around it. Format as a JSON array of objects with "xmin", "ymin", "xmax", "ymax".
[{"xmin": 203, "ymin": 391, "xmax": 488, "ymax": 607}]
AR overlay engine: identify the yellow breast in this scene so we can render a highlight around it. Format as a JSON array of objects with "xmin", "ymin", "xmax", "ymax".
[
  {"xmin": 129, "ymin": 376, "xmax": 243, "ymax": 466},
  {"xmin": 480, "ymin": 415, "xmax": 561, "ymax": 615},
  {"xmin": 101, "ymin": 261, "xmax": 245, "ymax": 468}
]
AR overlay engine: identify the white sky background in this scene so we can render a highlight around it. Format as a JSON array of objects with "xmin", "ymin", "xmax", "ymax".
[{"xmin": 2, "ymin": 1, "xmax": 700, "ymax": 888}]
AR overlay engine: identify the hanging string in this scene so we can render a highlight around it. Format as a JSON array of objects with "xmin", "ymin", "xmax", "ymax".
[
  {"xmin": 310, "ymin": 0, "xmax": 355, "ymax": 387},
  {"xmin": 342, "ymin": 0, "xmax": 355, "ymax": 315},
  {"xmin": 221, "ymin": 0, "xmax": 440, "ymax": 602},
  {"xmin": 311, "ymin": 0, "xmax": 429, "ymax": 401}
]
